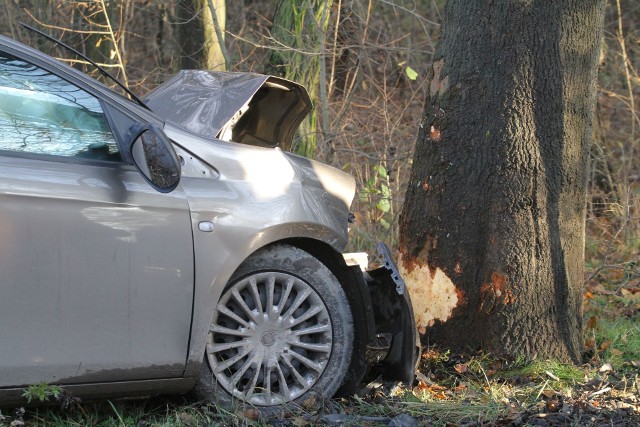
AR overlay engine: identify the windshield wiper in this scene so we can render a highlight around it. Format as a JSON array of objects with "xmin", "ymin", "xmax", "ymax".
[{"xmin": 20, "ymin": 22, "xmax": 150, "ymax": 110}]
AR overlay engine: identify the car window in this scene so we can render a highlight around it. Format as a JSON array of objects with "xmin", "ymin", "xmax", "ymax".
[{"xmin": 0, "ymin": 51, "xmax": 121, "ymax": 162}]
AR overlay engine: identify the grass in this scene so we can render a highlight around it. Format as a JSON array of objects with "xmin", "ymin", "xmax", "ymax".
[
  {"xmin": 2, "ymin": 400, "xmax": 240, "ymax": 427},
  {"xmin": 585, "ymin": 290, "xmax": 640, "ymax": 370}
]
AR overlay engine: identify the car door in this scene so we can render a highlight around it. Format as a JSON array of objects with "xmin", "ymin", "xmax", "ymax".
[{"xmin": 0, "ymin": 50, "xmax": 194, "ymax": 386}]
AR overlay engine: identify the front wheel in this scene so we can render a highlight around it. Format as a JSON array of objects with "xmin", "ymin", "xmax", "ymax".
[{"xmin": 195, "ymin": 244, "xmax": 353, "ymax": 411}]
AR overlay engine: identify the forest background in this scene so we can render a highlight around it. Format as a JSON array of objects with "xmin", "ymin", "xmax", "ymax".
[{"xmin": 0, "ymin": 0, "xmax": 639, "ymax": 425}]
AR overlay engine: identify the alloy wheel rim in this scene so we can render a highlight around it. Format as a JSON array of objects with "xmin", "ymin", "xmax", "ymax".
[{"xmin": 207, "ymin": 271, "xmax": 333, "ymax": 405}]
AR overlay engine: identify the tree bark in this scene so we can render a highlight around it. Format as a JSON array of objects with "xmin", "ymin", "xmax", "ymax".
[
  {"xmin": 177, "ymin": 0, "xmax": 226, "ymax": 70},
  {"xmin": 399, "ymin": 0, "xmax": 606, "ymax": 363}
]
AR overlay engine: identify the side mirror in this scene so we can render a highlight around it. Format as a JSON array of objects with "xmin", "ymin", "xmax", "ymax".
[{"xmin": 129, "ymin": 125, "xmax": 180, "ymax": 192}]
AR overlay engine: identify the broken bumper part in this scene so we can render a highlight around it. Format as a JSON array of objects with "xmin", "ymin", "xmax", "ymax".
[{"xmin": 338, "ymin": 243, "xmax": 420, "ymax": 395}]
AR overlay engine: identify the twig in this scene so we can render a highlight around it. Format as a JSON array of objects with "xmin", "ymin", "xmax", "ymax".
[
  {"xmin": 535, "ymin": 379, "xmax": 550, "ymax": 401},
  {"xmin": 545, "ymin": 371, "xmax": 560, "ymax": 381},
  {"xmin": 588, "ymin": 387, "xmax": 612, "ymax": 399},
  {"xmin": 23, "ymin": 9, "xmax": 109, "ymax": 35}
]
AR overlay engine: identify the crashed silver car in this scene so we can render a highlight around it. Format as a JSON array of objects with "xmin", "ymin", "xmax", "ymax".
[{"xmin": 0, "ymin": 34, "xmax": 417, "ymax": 410}]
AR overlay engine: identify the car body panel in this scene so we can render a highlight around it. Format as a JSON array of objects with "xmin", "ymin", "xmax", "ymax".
[
  {"xmin": 0, "ymin": 156, "xmax": 194, "ymax": 387},
  {"xmin": 145, "ymin": 71, "xmax": 312, "ymax": 149},
  {"xmin": 162, "ymin": 124, "xmax": 356, "ymax": 373}
]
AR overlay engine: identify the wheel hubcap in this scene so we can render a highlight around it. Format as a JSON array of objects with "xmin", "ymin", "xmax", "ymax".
[{"xmin": 207, "ymin": 271, "xmax": 333, "ymax": 406}]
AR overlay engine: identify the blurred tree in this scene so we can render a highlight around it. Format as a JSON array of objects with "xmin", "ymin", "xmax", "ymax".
[
  {"xmin": 399, "ymin": 0, "xmax": 606, "ymax": 363},
  {"xmin": 265, "ymin": 0, "xmax": 334, "ymax": 158},
  {"xmin": 176, "ymin": 0, "xmax": 227, "ymax": 70}
]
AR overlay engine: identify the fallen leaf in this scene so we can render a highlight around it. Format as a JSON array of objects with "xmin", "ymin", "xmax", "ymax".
[
  {"xmin": 609, "ymin": 269, "xmax": 625, "ymax": 280},
  {"xmin": 453, "ymin": 383, "xmax": 467, "ymax": 393},
  {"xmin": 300, "ymin": 394, "xmax": 317, "ymax": 408},
  {"xmin": 242, "ymin": 409, "xmax": 260, "ymax": 420},
  {"xmin": 429, "ymin": 383, "xmax": 447, "ymax": 391},
  {"xmin": 587, "ymin": 316, "xmax": 599, "ymax": 330},
  {"xmin": 541, "ymin": 390, "xmax": 556, "ymax": 399},
  {"xmin": 600, "ymin": 339, "xmax": 612, "ymax": 351},
  {"xmin": 587, "ymin": 283, "xmax": 614, "ymax": 295},
  {"xmin": 599, "ymin": 363, "xmax": 613, "ymax": 373},
  {"xmin": 177, "ymin": 413, "xmax": 194, "ymax": 426},
  {"xmin": 454, "ymin": 363, "xmax": 468, "ymax": 374},
  {"xmin": 291, "ymin": 416, "xmax": 309, "ymax": 425}
]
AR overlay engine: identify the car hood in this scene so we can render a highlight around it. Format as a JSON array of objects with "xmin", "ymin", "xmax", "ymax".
[{"xmin": 145, "ymin": 71, "xmax": 312, "ymax": 150}]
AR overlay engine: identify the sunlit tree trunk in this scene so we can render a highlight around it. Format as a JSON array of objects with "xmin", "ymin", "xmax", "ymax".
[
  {"xmin": 177, "ymin": 0, "xmax": 226, "ymax": 70},
  {"xmin": 265, "ymin": 0, "xmax": 333, "ymax": 157},
  {"xmin": 399, "ymin": 0, "xmax": 606, "ymax": 363}
]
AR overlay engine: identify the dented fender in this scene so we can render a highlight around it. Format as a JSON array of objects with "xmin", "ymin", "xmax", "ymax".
[{"xmin": 338, "ymin": 243, "xmax": 420, "ymax": 395}]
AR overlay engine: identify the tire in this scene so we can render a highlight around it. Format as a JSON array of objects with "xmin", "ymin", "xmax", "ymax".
[{"xmin": 195, "ymin": 244, "xmax": 353, "ymax": 413}]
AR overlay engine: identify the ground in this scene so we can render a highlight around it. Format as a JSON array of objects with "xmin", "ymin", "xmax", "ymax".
[{"xmin": 2, "ymin": 273, "xmax": 639, "ymax": 426}]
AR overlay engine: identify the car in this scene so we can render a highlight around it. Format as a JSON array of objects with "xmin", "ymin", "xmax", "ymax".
[{"xmin": 0, "ymin": 33, "xmax": 418, "ymax": 412}]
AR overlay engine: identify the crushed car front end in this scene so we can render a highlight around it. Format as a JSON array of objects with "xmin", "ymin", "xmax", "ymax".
[{"xmin": 148, "ymin": 71, "xmax": 420, "ymax": 402}]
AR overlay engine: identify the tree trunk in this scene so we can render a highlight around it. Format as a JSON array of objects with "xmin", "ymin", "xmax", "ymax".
[
  {"xmin": 177, "ymin": 0, "xmax": 226, "ymax": 70},
  {"xmin": 331, "ymin": 0, "xmax": 361, "ymax": 97},
  {"xmin": 399, "ymin": 0, "xmax": 606, "ymax": 363},
  {"xmin": 265, "ymin": 0, "xmax": 333, "ymax": 157}
]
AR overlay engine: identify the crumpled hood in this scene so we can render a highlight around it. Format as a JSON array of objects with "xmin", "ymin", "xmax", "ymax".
[{"xmin": 145, "ymin": 71, "xmax": 312, "ymax": 149}]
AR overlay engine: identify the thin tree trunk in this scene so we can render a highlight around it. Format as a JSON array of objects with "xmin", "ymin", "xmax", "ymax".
[
  {"xmin": 265, "ymin": 0, "xmax": 334, "ymax": 158},
  {"xmin": 177, "ymin": 0, "xmax": 226, "ymax": 70},
  {"xmin": 399, "ymin": 0, "xmax": 606, "ymax": 363}
]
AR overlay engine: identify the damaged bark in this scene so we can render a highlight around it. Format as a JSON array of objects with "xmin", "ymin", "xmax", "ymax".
[{"xmin": 399, "ymin": 0, "xmax": 606, "ymax": 363}]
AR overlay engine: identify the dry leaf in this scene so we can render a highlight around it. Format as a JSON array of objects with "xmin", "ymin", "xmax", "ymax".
[
  {"xmin": 242, "ymin": 408, "xmax": 260, "ymax": 420},
  {"xmin": 587, "ymin": 283, "xmax": 614, "ymax": 295},
  {"xmin": 611, "ymin": 348, "xmax": 624, "ymax": 356},
  {"xmin": 453, "ymin": 383, "xmax": 467, "ymax": 393},
  {"xmin": 599, "ymin": 363, "xmax": 613, "ymax": 373},
  {"xmin": 541, "ymin": 390, "xmax": 556, "ymax": 399},
  {"xmin": 301, "ymin": 394, "xmax": 317, "ymax": 408},
  {"xmin": 454, "ymin": 363, "xmax": 468, "ymax": 374}
]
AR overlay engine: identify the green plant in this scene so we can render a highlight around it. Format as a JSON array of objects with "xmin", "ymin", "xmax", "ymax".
[
  {"xmin": 22, "ymin": 382, "xmax": 62, "ymax": 403},
  {"xmin": 359, "ymin": 163, "xmax": 392, "ymax": 230}
]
